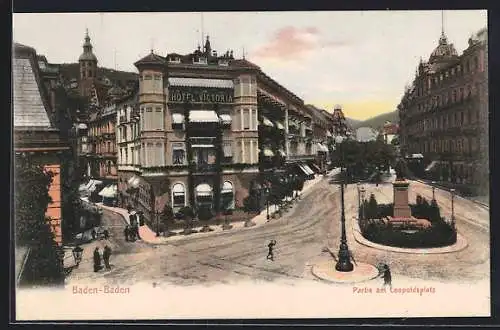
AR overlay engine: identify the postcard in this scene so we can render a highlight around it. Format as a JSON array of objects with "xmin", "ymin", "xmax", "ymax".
[{"xmin": 12, "ymin": 10, "xmax": 489, "ymax": 321}]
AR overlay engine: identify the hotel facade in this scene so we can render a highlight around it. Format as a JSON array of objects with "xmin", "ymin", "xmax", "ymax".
[
  {"xmin": 398, "ymin": 28, "xmax": 488, "ymax": 195},
  {"xmin": 116, "ymin": 37, "xmax": 332, "ymax": 222}
]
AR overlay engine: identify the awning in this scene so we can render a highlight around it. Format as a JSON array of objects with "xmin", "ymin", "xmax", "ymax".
[
  {"xmin": 425, "ymin": 160, "xmax": 439, "ymax": 172},
  {"xmin": 316, "ymin": 143, "xmax": 328, "ymax": 152},
  {"xmin": 410, "ymin": 153, "xmax": 424, "ymax": 159},
  {"xmin": 98, "ymin": 185, "xmax": 117, "ymax": 198},
  {"xmin": 219, "ymin": 114, "xmax": 232, "ymax": 124},
  {"xmin": 191, "ymin": 144, "xmax": 215, "ymax": 148},
  {"xmin": 302, "ymin": 164, "xmax": 315, "ymax": 175},
  {"xmin": 195, "ymin": 183, "xmax": 213, "ymax": 197},
  {"xmin": 172, "ymin": 113, "xmax": 185, "ymax": 124},
  {"xmin": 172, "ymin": 183, "xmax": 185, "ymax": 196},
  {"xmin": 77, "ymin": 123, "xmax": 88, "ymax": 130},
  {"xmin": 221, "ymin": 181, "xmax": 233, "ymax": 193},
  {"xmin": 168, "ymin": 77, "xmax": 234, "ymax": 89},
  {"xmin": 260, "ymin": 116, "xmax": 274, "ymax": 127},
  {"xmin": 297, "ymin": 164, "xmax": 310, "ymax": 176},
  {"xmin": 274, "ymin": 121, "xmax": 285, "ymax": 130},
  {"xmin": 189, "ymin": 110, "xmax": 219, "ymax": 123},
  {"xmin": 278, "ymin": 150, "xmax": 286, "ymax": 157},
  {"xmin": 85, "ymin": 179, "xmax": 103, "ymax": 193},
  {"xmin": 263, "ymin": 148, "xmax": 274, "ymax": 157}
]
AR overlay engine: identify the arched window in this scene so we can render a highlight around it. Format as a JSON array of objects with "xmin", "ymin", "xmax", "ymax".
[
  {"xmin": 171, "ymin": 183, "xmax": 186, "ymax": 209},
  {"xmin": 220, "ymin": 181, "xmax": 234, "ymax": 210},
  {"xmin": 195, "ymin": 183, "xmax": 213, "ymax": 207}
]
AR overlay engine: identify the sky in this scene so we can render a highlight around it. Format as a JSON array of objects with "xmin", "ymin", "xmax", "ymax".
[{"xmin": 13, "ymin": 11, "xmax": 487, "ymax": 120}]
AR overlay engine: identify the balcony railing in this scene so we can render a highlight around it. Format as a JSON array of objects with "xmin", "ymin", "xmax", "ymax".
[{"xmin": 190, "ymin": 163, "xmax": 217, "ymax": 174}]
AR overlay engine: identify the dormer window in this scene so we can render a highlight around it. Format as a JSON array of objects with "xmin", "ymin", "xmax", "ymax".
[
  {"xmin": 169, "ymin": 56, "xmax": 181, "ymax": 63},
  {"xmin": 218, "ymin": 58, "xmax": 229, "ymax": 66},
  {"xmin": 194, "ymin": 56, "xmax": 207, "ymax": 65}
]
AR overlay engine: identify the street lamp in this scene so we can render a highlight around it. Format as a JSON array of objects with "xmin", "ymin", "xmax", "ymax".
[
  {"xmin": 155, "ymin": 210, "xmax": 160, "ymax": 237},
  {"xmin": 265, "ymin": 185, "xmax": 271, "ymax": 220},
  {"xmin": 450, "ymin": 188, "xmax": 456, "ymax": 228},
  {"xmin": 431, "ymin": 181, "xmax": 436, "ymax": 201},
  {"xmin": 357, "ymin": 182, "xmax": 361, "ymax": 212},
  {"xmin": 360, "ymin": 186, "xmax": 366, "ymax": 221},
  {"xmin": 334, "ymin": 134, "xmax": 354, "ymax": 272},
  {"xmin": 72, "ymin": 245, "xmax": 84, "ymax": 267}
]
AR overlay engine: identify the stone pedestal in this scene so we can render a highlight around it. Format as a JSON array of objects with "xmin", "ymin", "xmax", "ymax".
[{"xmin": 393, "ymin": 179, "xmax": 411, "ymax": 218}]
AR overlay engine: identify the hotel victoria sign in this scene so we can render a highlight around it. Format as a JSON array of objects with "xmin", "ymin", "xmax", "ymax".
[{"xmin": 168, "ymin": 87, "xmax": 234, "ymax": 104}]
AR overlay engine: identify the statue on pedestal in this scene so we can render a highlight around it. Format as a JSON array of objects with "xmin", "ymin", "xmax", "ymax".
[{"xmin": 394, "ymin": 158, "xmax": 406, "ymax": 181}]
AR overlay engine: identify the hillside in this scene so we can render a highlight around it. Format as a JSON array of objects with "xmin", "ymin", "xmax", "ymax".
[
  {"xmin": 351, "ymin": 110, "xmax": 399, "ymax": 130},
  {"xmin": 346, "ymin": 117, "xmax": 362, "ymax": 129}
]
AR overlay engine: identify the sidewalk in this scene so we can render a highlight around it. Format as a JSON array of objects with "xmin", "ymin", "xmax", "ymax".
[
  {"xmin": 95, "ymin": 174, "xmax": 326, "ymax": 244},
  {"xmin": 414, "ymin": 178, "xmax": 489, "ymax": 208}
]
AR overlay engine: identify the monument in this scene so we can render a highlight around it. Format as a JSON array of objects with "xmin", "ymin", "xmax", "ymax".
[{"xmin": 387, "ymin": 159, "xmax": 430, "ymax": 229}]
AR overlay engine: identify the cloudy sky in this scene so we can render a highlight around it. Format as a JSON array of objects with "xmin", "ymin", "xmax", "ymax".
[{"xmin": 13, "ymin": 11, "xmax": 487, "ymax": 120}]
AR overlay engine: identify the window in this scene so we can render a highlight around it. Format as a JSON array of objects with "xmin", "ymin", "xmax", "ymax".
[
  {"xmin": 125, "ymin": 149, "xmax": 128, "ymax": 164},
  {"xmin": 88, "ymin": 70, "xmax": 92, "ymax": 78},
  {"xmin": 106, "ymin": 161, "xmax": 111, "ymax": 174},
  {"xmin": 156, "ymin": 143, "xmax": 164, "ymax": 166},
  {"xmin": 220, "ymin": 181, "xmax": 234, "ymax": 210},
  {"xmin": 172, "ymin": 183, "xmax": 186, "ymax": 209},
  {"xmin": 107, "ymin": 141, "xmax": 110, "ymax": 153},
  {"xmin": 243, "ymin": 109, "xmax": 250, "ymax": 130},
  {"xmin": 222, "ymin": 141, "xmax": 233, "ymax": 163},
  {"xmin": 154, "ymin": 74, "xmax": 161, "ymax": 80},
  {"xmin": 145, "ymin": 107, "xmax": 153, "ymax": 130},
  {"xmin": 155, "ymin": 107, "xmax": 163, "ymax": 130},
  {"xmin": 144, "ymin": 74, "xmax": 152, "ymax": 80},
  {"xmin": 172, "ymin": 143, "xmax": 186, "ymax": 165}
]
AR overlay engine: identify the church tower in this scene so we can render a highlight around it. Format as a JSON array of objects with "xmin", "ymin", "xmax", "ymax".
[{"xmin": 78, "ymin": 29, "xmax": 98, "ymax": 97}]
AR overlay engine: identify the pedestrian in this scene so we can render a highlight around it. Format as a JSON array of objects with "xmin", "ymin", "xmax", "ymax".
[
  {"xmin": 93, "ymin": 247, "xmax": 101, "ymax": 272},
  {"xmin": 382, "ymin": 264, "xmax": 392, "ymax": 288},
  {"xmin": 124, "ymin": 225, "xmax": 130, "ymax": 242},
  {"xmin": 134, "ymin": 225, "xmax": 140, "ymax": 240},
  {"xmin": 267, "ymin": 240, "xmax": 277, "ymax": 261},
  {"xmin": 103, "ymin": 245, "xmax": 112, "ymax": 270},
  {"xmin": 91, "ymin": 228, "xmax": 97, "ymax": 240},
  {"xmin": 103, "ymin": 228, "xmax": 110, "ymax": 240}
]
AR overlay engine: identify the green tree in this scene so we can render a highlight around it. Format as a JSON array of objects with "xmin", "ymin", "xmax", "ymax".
[
  {"xmin": 15, "ymin": 160, "xmax": 64, "ymax": 285},
  {"xmin": 179, "ymin": 205, "xmax": 195, "ymax": 235},
  {"xmin": 161, "ymin": 205, "xmax": 175, "ymax": 236},
  {"xmin": 367, "ymin": 193, "xmax": 378, "ymax": 219}
]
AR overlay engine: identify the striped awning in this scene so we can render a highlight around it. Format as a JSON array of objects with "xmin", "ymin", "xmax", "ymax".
[
  {"xmin": 172, "ymin": 113, "xmax": 185, "ymax": 124},
  {"xmin": 189, "ymin": 110, "xmax": 219, "ymax": 123},
  {"xmin": 196, "ymin": 183, "xmax": 213, "ymax": 197},
  {"xmin": 302, "ymin": 164, "xmax": 315, "ymax": 175},
  {"xmin": 317, "ymin": 143, "xmax": 329, "ymax": 152},
  {"xmin": 260, "ymin": 116, "xmax": 274, "ymax": 127},
  {"xmin": 297, "ymin": 164, "xmax": 310, "ymax": 176},
  {"xmin": 219, "ymin": 114, "xmax": 232, "ymax": 124},
  {"xmin": 128, "ymin": 176, "xmax": 140, "ymax": 188},
  {"xmin": 221, "ymin": 181, "xmax": 233, "ymax": 193},
  {"xmin": 191, "ymin": 144, "xmax": 215, "ymax": 148},
  {"xmin": 168, "ymin": 77, "xmax": 234, "ymax": 89},
  {"xmin": 274, "ymin": 121, "xmax": 285, "ymax": 130}
]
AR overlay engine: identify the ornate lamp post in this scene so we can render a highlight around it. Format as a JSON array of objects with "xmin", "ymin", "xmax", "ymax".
[
  {"xmin": 357, "ymin": 182, "xmax": 361, "ymax": 211},
  {"xmin": 265, "ymin": 185, "xmax": 271, "ymax": 220},
  {"xmin": 360, "ymin": 186, "xmax": 366, "ymax": 220},
  {"xmin": 334, "ymin": 133, "xmax": 354, "ymax": 272},
  {"xmin": 431, "ymin": 181, "xmax": 436, "ymax": 201},
  {"xmin": 450, "ymin": 188, "xmax": 456, "ymax": 228}
]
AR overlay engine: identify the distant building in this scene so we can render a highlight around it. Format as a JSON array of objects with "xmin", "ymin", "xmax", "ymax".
[
  {"xmin": 381, "ymin": 121, "xmax": 399, "ymax": 144},
  {"xmin": 398, "ymin": 27, "xmax": 488, "ymax": 194}
]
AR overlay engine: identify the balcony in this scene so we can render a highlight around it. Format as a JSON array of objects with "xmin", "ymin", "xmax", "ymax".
[{"xmin": 190, "ymin": 163, "xmax": 217, "ymax": 174}]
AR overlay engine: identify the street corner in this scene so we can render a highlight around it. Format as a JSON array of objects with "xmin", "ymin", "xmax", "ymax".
[{"xmin": 311, "ymin": 260, "xmax": 380, "ymax": 284}]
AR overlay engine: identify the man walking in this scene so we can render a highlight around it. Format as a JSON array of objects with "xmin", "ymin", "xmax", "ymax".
[
  {"xmin": 103, "ymin": 245, "xmax": 112, "ymax": 270},
  {"xmin": 267, "ymin": 240, "xmax": 277, "ymax": 261},
  {"xmin": 93, "ymin": 247, "xmax": 101, "ymax": 272},
  {"xmin": 381, "ymin": 264, "xmax": 392, "ymax": 288}
]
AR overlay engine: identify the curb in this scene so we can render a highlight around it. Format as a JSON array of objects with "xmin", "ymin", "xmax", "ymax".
[
  {"xmin": 311, "ymin": 261, "xmax": 380, "ymax": 284},
  {"xmin": 351, "ymin": 219, "xmax": 468, "ymax": 254}
]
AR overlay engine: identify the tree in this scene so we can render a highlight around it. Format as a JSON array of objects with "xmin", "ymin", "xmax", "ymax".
[
  {"xmin": 179, "ymin": 205, "xmax": 195, "ymax": 235},
  {"xmin": 161, "ymin": 205, "xmax": 175, "ymax": 237},
  {"xmin": 366, "ymin": 193, "xmax": 378, "ymax": 220},
  {"xmin": 15, "ymin": 160, "xmax": 64, "ymax": 285}
]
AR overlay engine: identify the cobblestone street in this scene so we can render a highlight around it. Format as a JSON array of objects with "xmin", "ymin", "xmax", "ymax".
[{"xmin": 66, "ymin": 173, "xmax": 489, "ymax": 287}]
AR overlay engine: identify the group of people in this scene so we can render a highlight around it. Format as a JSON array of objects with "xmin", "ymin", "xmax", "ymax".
[
  {"xmin": 124, "ymin": 225, "xmax": 139, "ymax": 242},
  {"xmin": 93, "ymin": 245, "xmax": 112, "ymax": 272}
]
